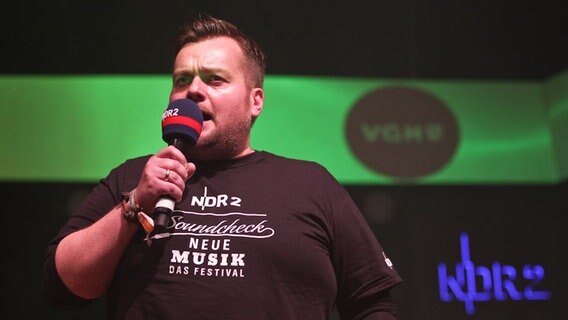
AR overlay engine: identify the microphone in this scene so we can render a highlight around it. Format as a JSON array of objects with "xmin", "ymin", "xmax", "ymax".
[{"xmin": 152, "ymin": 99, "xmax": 203, "ymax": 234}]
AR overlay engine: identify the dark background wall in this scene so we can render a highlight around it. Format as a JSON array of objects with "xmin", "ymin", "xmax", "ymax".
[
  {"xmin": 3, "ymin": 0, "xmax": 566, "ymax": 79},
  {"xmin": 2, "ymin": 182, "xmax": 566, "ymax": 319},
  {"xmin": 2, "ymin": 1, "xmax": 566, "ymax": 319}
]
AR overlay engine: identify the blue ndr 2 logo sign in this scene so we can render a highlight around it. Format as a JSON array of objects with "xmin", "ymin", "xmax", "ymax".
[{"xmin": 438, "ymin": 233, "xmax": 551, "ymax": 315}]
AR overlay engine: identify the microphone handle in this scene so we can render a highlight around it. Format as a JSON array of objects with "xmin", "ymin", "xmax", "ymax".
[
  {"xmin": 152, "ymin": 196, "xmax": 175, "ymax": 234},
  {"xmin": 152, "ymin": 136, "xmax": 193, "ymax": 234}
]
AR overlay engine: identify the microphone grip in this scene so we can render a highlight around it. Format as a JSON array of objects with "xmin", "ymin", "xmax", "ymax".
[
  {"xmin": 153, "ymin": 196, "xmax": 175, "ymax": 234},
  {"xmin": 152, "ymin": 136, "xmax": 193, "ymax": 234}
]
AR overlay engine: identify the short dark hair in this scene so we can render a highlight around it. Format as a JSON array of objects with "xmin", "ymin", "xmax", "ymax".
[{"xmin": 174, "ymin": 15, "xmax": 266, "ymax": 88}]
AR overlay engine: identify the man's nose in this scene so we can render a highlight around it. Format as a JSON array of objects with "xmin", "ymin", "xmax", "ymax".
[{"xmin": 187, "ymin": 76, "xmax": 205, "ymax": 103}]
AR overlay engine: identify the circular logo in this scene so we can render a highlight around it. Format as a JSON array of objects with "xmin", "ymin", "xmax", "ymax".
[{"xmin": 345, "ymin": 86, "xmax": 460, "ymax": 179}]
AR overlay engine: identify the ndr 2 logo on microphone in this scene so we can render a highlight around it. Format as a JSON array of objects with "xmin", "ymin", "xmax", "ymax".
[{"xmin": 438, "ymin": 233, "xmax": 551, "ymax": 315}]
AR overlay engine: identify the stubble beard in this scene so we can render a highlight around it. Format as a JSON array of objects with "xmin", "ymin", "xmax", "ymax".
[{"xmin": 190, "ymin": 116, "xmax": 253, "ymax": 161}]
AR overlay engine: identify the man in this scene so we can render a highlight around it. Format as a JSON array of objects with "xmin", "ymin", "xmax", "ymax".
[{"xmin": 43, "ymin": 15, "xmax": 402, "ymax": 319}]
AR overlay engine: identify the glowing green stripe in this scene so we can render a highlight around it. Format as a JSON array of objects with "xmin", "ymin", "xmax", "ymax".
[{"xmin": 0, "ymin": 73, "xmax": 565, "ymax": 183}]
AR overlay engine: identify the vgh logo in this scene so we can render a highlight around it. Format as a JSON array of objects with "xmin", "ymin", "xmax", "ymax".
[{"xmin": 345, "ymin": 86, "xmax": 459, "ymax": 178}]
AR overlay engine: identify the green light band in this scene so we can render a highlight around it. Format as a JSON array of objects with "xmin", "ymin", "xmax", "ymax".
[{"xmin": 1, "ymin": 73, "xmax": 566, "ymax": 184}]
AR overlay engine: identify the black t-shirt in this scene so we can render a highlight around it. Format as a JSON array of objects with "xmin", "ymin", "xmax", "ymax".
[{"xmin": 44, "ymin": 151, "xmax": 402, "ymax": 319}]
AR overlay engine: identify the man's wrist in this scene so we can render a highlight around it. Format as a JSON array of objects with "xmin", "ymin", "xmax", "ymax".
[{"xmin": 120, "ymin": 189, "xmax": 144, "ymax": 222}]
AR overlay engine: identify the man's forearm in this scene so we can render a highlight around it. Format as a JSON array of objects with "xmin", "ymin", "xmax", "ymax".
[{"xmin": 54, "ymin": 205, "xmax": 138, "ymax": 299}]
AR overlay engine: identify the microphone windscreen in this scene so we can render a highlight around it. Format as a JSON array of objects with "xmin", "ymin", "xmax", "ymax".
[{"xmin": 161, "ymin": 99, "xmax": 203, "ymax": 146}]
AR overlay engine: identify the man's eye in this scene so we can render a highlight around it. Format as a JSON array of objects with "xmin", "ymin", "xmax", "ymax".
[
  {"xmin": 174, "ymin": 76, "xmax": 191, "ymax": 86},
  {"xmin": 206, "ymin": 75, "xmax": 224, "ymax": 83}
]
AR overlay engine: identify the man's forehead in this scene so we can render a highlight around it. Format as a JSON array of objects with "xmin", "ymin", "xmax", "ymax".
[{"xmin": 175, "ymin": 37, "xmax": 245, "ymax": 71}]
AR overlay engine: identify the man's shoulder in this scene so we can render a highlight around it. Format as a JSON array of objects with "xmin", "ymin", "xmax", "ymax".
[
  {"xmin": 258, "ymin": 151, "xmax": 326, "ymax": 170},
  {"xmin": 257, "ymin": 151, "xmax": 335, "ymax": 181},
  {"xmin": 118, "ymin": 154, "xmax": 152, "ymax": 169},
  {"xmin": 106, "ymin": 154, "xmax": 152, "ymax": 177},
  {"xmin": 125, "ymin": 154, "xmax": 153, "ymax": 165}
]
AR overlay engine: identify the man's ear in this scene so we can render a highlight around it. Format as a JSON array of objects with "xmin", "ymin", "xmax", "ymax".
[{"xmin": 250, "ymin": 87, "xmax": 264, "ymax": 119}]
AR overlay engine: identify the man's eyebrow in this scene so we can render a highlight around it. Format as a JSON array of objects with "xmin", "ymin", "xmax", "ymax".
[
  {"xmin": 174, "ymin": 65, "xmax": 228, "ymax": 74},
  {"xmin": 172, "ymin": 69, "xmax": 196, "ymax": 77},
  {"xmin": 200, "ymin": 66, "xmax": 230, "ymax": 75}
]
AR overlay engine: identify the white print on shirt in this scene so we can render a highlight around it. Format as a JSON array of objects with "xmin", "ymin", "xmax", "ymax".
[
  {"xmin": 165, "ymin": 211, "xmax": 275, "ymax": 238},
  {"xmin": 165, "ymin": 211, "xmax": 276, "ymax": 279},
  {"xmin": 191, "ymin": 186, "xmax": 242, "ymax": 210},
  {"xmin": 170, "ymin": 249, "xmax": 244, "ymax": 267},
  {"xmin": 168, "ymin": 237, "xmax": 247, "ymax": 279},
  {"xmin": 169, "ymin": 265, "xmax": 245, "ymax": 278}
]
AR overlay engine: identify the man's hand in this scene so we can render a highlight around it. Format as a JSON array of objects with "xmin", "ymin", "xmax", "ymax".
[{"xmin": 135, "ymin": 146, "xmax": 197, "ymax": 211}]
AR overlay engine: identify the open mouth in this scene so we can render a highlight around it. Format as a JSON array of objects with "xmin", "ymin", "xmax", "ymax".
[{"xmin": 202, "ymin": 112, "xmax": 212, "ymax": 121}]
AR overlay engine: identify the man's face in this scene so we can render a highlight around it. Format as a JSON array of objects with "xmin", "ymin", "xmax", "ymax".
[{"xmin": 169, "ymin": 36, "xmax": 263, "ymax": 160}]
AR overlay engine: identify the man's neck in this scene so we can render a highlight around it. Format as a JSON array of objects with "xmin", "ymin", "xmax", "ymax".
[{"xmin": 189, "ymin": 145, "xmax": 255, "ymax": 162}]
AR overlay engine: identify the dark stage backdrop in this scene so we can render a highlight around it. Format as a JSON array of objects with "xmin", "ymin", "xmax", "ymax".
[
  {"xmin": 2, "ymin": 1, "xmax": 566, "ymax": 79},
  {"xmin": 1, "ymin": 182, "xmax": 566, "ymax": 319}
]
